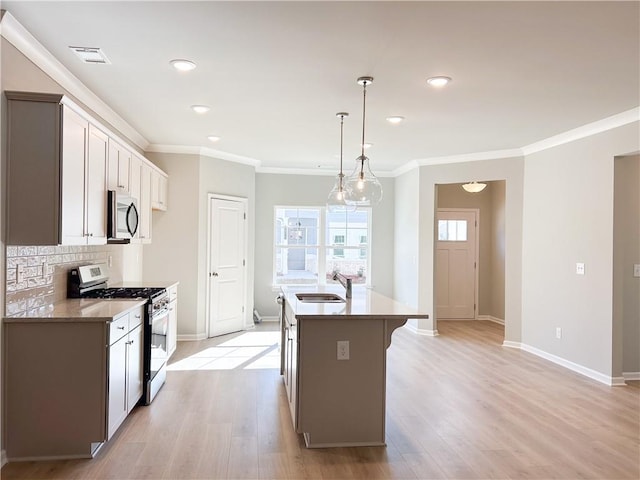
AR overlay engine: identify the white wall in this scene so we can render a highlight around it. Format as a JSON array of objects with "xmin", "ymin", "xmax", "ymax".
[
  {"xmin": 522, "ymin": 123, "xmax": 639, "ymax": 378},
  {"xmin": 144, "ymin": 153, "xmax": 255, "ymax": 339},
  {"xmin": 254, "ymin": 173, "xmax": 395, "ymax": 317}
]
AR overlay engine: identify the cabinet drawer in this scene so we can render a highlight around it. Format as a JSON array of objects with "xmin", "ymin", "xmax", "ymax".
[
  {"xmin": 129, "ymin": 306, "xmax": 144, "ymax": 330},
  {"xmin": 109, "ymin": 313, "xmax": 129, "ymax": 345}
]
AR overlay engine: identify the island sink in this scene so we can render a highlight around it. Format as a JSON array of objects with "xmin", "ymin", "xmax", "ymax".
[{"xmin": 295, "ymin": 293, "xmax": 345, "ymax": 303}]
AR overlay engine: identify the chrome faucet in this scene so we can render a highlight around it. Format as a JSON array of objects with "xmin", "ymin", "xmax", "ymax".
[{"xmin": 332, "ymin": 272, "xmax": 352, "ymax": 299}]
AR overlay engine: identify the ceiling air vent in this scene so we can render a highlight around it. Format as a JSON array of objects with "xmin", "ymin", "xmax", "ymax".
[{"xmin": 69, "ymin": 46, "xmax": 111, "ymax": 64}]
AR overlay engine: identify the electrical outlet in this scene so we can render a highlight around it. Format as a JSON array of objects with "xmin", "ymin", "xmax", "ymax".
[
  {"xmin": 576, "ymin": 263, "xmax": 585, "ymax": 275},
  {"xmin": 108, "ymin": 255, "xmax": 113, "ymax": 268},
  {"xmin": 42, "ymin": 259, "xmax": 48, "ymax": 278},
  {"xmin": 337, "ymin": 340, "xmax": 350, "ymax": 360},
  {"xmin": 16, "ymin": 264, "xmax": 24, "ymax": 283},
  {"xmin": 634, "ymin": 264, "xmax": 640, "ymax": 278},
  {"xmin": 556, "ymin": 327, "xmax": 562, "ymax": 339}
]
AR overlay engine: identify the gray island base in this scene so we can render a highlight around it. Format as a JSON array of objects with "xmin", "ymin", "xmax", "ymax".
[{"xmin": 280, "ymin": 286, "xmax": 428, "ymax": 448}]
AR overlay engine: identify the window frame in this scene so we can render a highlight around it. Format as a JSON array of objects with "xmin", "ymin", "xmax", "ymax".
[{"xmin": 273, "ymin": 205, "xmax": 372, "ymax": 287}]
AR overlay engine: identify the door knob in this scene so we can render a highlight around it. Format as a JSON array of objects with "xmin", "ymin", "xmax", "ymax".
[{"xmin": 210, "ymin": 272, "xmax": 219, "ymax": 277}]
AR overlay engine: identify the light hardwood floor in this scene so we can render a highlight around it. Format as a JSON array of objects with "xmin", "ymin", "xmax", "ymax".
[{"xmin": 2, "ymin": 320, "xmax": 639, "ymax": 479}]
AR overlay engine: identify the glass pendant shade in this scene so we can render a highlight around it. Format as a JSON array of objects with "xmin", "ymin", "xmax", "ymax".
[
  {"xmin": 327, "ymin": 173, "xmax": 356, "ymax": 213},
  {"xmin": 344, "ymin": 154, "xmax": 383, "ymax": 206}
]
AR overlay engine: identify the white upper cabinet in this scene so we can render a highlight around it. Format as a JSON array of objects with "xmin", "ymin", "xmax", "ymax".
[
  {"xmin": 5, "ymin": 91, "xmax": 167, "ymax": 246},
  {"xmin": 151, "ymin": 169, "xmax": 168, "ymax": 211},
  {"xmin": 108, "ymin": 139, "xmax": 132, "ymax": 193}
]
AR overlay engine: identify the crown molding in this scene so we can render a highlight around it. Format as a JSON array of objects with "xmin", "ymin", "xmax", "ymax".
[
  {"xmin": 0, "ymin": 11, "xmax": 149, "ymax": 150},
  {"xmin": 146, "ymin": 144, "xmax": 262, "ymax": 167},
  {"xmin": 521, "ymin": 107, "xmax": 640, "ymax": 156}
]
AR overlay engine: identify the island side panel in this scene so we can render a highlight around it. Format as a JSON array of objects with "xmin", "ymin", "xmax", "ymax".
[
  {"xmin": 4, "ymin": 321, "xmax": 107, "ymax": 459},
  {"xmin": 297, "ymin": 318, "xmax": 386, "ymax": 447}
]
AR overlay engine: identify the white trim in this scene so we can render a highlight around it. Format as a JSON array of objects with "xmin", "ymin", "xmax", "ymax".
[
  {"xmin": 410, "ymin": 148, "xmax": 524, "ymax": 169},
  {"xmin": 257, "ymin": 165, "xmax": 395, "ymax": 177},
  {"xmin": 146, "ymin": 144, "xmax": 261, "ymax": 167},
  {"xmin": 623, "ymin": 372, "xmax": 640, "ymax": 381},
  {"xmin": 0, "ymin": 11, "xmax": 148, "ymax": 150},
  {"xmin": 403, "ymin": 323, "xmax": 439, "ymax": 336},
  {"xmin": 504, "ymin": 341, "xmax": 626, "ymax": 386},
  {"xmin": 177, "ymin": 333, "xmax": 207, "ymax": 342},
  {"xmin": 258, "ymin": 316, "xmax": 280, "ymax": 323},
  {"xmin": 521, "ymin": 107, "xmax": 640, "ymax": 156},
  {"xmin": 478, "ymin": 315, "xmax": 505, "ymax": 325},
  {"xmin": 1, "ymin": 450, "xmax": 7, "ymax": 468}
]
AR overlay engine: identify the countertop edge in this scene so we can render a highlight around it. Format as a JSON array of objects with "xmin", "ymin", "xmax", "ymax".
[{"xmin": 3, "ymin": 298, "xmax": 148, "ymax": 323}]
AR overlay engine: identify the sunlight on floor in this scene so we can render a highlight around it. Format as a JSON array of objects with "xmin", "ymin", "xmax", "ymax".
[{"xmin": 167, "ymin": 331, "xmax": 281, "ymax": 371}]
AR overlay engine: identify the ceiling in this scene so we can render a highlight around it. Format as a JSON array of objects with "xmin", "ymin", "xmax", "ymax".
[{"xmin": 2, "ymin": 1, "xmax": 639, "ymax": 173}]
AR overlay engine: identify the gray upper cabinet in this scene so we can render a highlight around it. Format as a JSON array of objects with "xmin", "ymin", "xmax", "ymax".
[{"xmin": 6, "ymin": 92, "xmax": 108, "ymax": 245}]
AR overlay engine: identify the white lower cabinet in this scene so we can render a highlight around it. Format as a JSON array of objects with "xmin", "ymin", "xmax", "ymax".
[
  {"xmin": 3, "ymin": 301, "xmax": 147, "ymax": 460},
  {"xmin": 107, "ymin": 306, "xmax": 144, "ymax": 439},
  {"xmin": 167, "ymin": 284, "xmax": 178, "ymax": 358}
]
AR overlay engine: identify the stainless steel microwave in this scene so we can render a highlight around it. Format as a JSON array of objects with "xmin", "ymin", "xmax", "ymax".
[{"xmin": 107, "ymin": 190, "xmax": 139, "ymax": 243}]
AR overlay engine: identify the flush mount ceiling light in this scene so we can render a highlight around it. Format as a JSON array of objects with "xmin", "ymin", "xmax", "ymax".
[
  {"xmin": 327, "ymin": 112, "xmax": 356, "ymax": 213},
  {"xmin": 191, "ymin": 105, "xmax": 210, "ymax": 114},
  {"xmin": 170, "ymin": 59, "xmax": 197, "ymax": 72},
  {"xmin": 462, "ymin": 181, "xmax": 487, "ymax": 193},
  {"xmin": 344, "ymin": 77, "xmax": 383, "ymax": 207},
  {"xmin": 69, "ymin": 46, "xmax": 110, "ymax": 64},
  {"xmin": 386, "ymin": 116, "xmax": 405, "ymax": 124},
  {"xmin": 426, "ymin": 76, "xmax": 452, "ymax": 87},
  {"xmin": 207, "ymin": 135, "xmax": 220, "ymax": 143}
]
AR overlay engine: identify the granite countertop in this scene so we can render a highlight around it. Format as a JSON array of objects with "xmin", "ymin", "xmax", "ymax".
[
  {"xmin": 3, "ymin": 298, "xmax": 148, "ymax": 323},
  {"xmin": 281, "ymin": 285, "xmax": 429, "ymax": 320}
]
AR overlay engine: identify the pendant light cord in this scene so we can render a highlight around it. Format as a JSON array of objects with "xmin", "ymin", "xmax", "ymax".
[
  {"xmin": 339, "ymin": 114, "xmax": 345, "ymax": 176},
  {"xmin": 360, "ymin": 82, "xmax": 367, "ymax": 165}
]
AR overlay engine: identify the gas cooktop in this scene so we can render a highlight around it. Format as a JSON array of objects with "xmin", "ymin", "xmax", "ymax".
[{"xmin": 79, "ymin": 287, "xmax": 166, "ymax": 300}]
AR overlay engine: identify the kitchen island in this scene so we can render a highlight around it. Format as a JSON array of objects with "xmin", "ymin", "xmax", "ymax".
[{"xmin": 279, "ymin": 285, "xmax": 428, "ymax": 448}]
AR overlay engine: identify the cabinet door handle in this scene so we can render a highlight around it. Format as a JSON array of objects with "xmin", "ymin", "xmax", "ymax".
[
  {"xmin": 117, "ymin": 326, "xmax": 125, "ymax": 330},
  {"xmin": 135, "ymin": 314, "xmax": 141, "ymax": 319}
]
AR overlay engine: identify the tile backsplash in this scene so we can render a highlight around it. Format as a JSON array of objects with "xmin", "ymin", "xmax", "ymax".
[{"xmin": 5, "ymin": 244, "xmax": 125, "ymax": 317}]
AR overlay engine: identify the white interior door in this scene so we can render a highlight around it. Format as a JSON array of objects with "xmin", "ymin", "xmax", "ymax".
[
  {"xmin": 436, "ymin": 209, "xmax": 478, "ymax": 319},
  {"xmin": 208, "ymin": 197, "xmax": 247, "ymax": 337}
]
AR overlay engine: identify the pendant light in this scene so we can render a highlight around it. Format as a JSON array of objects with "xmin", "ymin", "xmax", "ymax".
[
  {"xmin": 344, "ymin": 76, "xmax": 383, "ymax": 207},
  {"xmin": 327, "ymin": 112, "xmax": 356, "ymax": 213},
  {"xmin": 462, "ymin": 181, "xmax": 487, "ymax": 193}
]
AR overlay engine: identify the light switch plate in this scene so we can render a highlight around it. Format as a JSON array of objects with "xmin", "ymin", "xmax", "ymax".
[
  {"xmin": 576, "ymin": 263, "xmax": 585, "ymax": 275},
  {"xmin": 634, "ymin": 264, "xmax": 640, "ymax": 278}
]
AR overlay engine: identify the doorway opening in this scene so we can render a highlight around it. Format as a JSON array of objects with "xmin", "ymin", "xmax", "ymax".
[{"xmin": 434, "ymin": 181, "xmax": 506, "ymax": 340}]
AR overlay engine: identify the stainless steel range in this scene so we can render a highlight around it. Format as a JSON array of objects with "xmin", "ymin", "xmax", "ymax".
[{"xmin": 68, "ymin": 264, "xmax": 169, "ymax": 405}]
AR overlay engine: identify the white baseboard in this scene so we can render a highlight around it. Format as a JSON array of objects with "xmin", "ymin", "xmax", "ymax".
[
  {"xmin": 257, "ymin": 316, "xmax": 279, "ymax": 323},
  {"xmin": 503, "ymin": 341, "xmax": 626, "ymax": 386},
  {"xmin": 403, "ymin": 323, "xmax": 439, "ymax": 336},
  {"xmin": 478, "ymin": 315, "xmax": 504, "ymax": 325},
  {"xmin": 623, "ymin": 371, "xmax": 640, "ymax": 381},
  {"xmin": 1, "ymin": 449, "xmax": 7, "ymax": 468},
  {"xmin": 177, "ymin": 333, "xmax": 207, "ymax": 342}
]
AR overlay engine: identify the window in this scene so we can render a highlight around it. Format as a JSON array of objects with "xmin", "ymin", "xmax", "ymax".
[
  {"xmin": 274, "ymin": 207, "xmax": 371, "ymax": 286},
  {"xmin": 438, "ymin": 220, "xmax": 468, "ymax": 241}
]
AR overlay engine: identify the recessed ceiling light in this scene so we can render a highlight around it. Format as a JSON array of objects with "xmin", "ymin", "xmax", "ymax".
[
  {"xmin": 362, "ymin": 143, "xmax": 373, "ymax": 149},
  {"xmin": 191, "ymin": 105, "xmax": 210, "ymax": 114},
  {"xmin": 386, "ymin": 116, "xmax": 405, "ymax": 124},
  {"xmin": 207, "ymin": 136, "xmax": 220, "ymax": 143},
  {"xmin": 170, "ymin": 59, "xmax": 197, "ymax": 72},
  {"xmin": 427, "ymin": 76, "xmax": 451, "ymax": 87},
  {"xmin": 69, "ymin": 46, "xmax": 110, "ymax": 64}
]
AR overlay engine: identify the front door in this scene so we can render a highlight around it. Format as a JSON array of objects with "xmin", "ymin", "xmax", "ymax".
[
  {"xmin": 435, "ymin": 209, "xmax": 478, "ymax": 319},
  {"xmin": 208, "ymin": 197, "xmax": 247, "ymax": 337}
]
